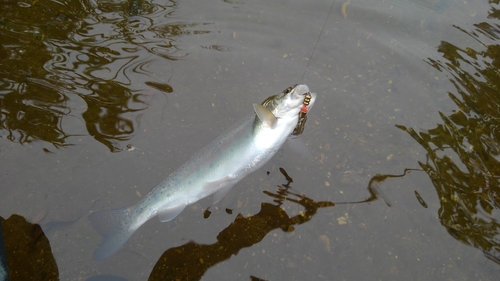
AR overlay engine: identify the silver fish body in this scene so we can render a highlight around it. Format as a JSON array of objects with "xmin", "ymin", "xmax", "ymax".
[{"xmin": 88, "ymin": 84, "xmax": 317, "ymax": 260}]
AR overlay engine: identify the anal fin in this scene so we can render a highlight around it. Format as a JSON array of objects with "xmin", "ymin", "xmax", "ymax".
[
  {"xmin": 204, "ymin": 177, "xmax": 236, "ymax": 205},
  {"xmin": 158, "ymin": 204, "xmax": 187, "ymax": 222}
]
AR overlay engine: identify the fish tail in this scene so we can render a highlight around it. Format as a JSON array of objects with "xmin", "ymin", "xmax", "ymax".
[{"xmin": 88, "ymin": 207, "xmax": 135, "ymax": 261}]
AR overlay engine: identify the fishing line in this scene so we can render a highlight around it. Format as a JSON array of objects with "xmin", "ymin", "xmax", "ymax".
[{"xmin": 301, "ymin": 0, "xmax": 337, "ymax": 81}]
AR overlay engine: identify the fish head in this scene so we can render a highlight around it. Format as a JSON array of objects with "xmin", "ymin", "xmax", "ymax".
[
  {"xmin": 271, "ymin": 84, "xmax": 317, "ymax": 120},
  {"xmin": 253, "ymin": 84, "xmax": 317, "ymax": 147}
]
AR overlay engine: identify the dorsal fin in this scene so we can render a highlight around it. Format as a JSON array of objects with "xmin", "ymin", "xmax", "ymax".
[{"xmin": 253, "ymin": 103, "xmax": 277, "ymax": 128}]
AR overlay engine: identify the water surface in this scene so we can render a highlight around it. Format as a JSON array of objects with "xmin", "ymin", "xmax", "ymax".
[{"xmin": 1, "ymin": 0, "xmax": 499, "ymax": 279}]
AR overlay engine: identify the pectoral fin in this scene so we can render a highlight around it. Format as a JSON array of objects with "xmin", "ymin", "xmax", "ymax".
[
  {"xmin": 158, "ymin": 204, "xmax": 187, "ymax": 222},
  {"xmin": 253, "ymin": 103, "xmax": 277, "ymax": 128},
  {"xmin": 204, "ymin": 177, "xmax": 237, "ymax": 205}
]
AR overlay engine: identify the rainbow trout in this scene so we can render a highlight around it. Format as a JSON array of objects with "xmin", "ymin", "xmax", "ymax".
[{"xmin": 88, "ymin": 84, "xmax": 317, "ymax": 260}]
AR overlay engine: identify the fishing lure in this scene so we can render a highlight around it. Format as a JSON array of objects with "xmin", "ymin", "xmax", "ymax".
[{"xmin": 293, "ymin": 92, "xmax": 312, "ymax": 136}]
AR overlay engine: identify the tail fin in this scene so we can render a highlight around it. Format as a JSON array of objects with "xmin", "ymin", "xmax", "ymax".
[{"xmin": 88, "ymin": 207, "xmax": 135, "ymax": 261}]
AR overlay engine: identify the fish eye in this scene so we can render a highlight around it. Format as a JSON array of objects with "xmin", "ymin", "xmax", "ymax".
[{"xmin": 283, "ymin": 84, "xmax": 299, "ymax": 94}]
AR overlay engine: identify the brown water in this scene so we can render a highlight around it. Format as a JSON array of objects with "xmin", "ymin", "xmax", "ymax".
[{"xmin": 1, "ymin": 0, "xmax": 500, "ymax": 279}]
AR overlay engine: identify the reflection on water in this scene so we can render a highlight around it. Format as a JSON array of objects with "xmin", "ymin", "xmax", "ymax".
[
  {"xmin": 0, "ymin": 214, "xmax": 58, "ymax": 280},
  {"xmin": 79, "ymin": 80, "xmax": 144, "ymax": 152},
  {"xmin": 0, "ymin": 0, "xmax": 211, "ymax": 151},
  {"xmin": 397, "ymin": 4, "xmax": 500, "ymax": 264},
  {"xmin": 148, "ymin": 168, "xmax": 408, "ymax": 280},
  {"xmin": 0, "ymin": 77, "xmax": 71, "ymax": 147}
]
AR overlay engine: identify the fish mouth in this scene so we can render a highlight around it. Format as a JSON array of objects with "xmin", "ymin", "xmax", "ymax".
[{"xmin": 291, "ymin": 84, "xmax": 316, "ymax": 108}]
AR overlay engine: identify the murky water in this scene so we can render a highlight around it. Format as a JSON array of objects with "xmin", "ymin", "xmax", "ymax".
[{"xmin": 1, "ymin": 0, "xmax": 500, "ymax": 279}]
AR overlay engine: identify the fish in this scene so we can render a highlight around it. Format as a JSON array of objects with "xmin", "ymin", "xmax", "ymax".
[{"xmin": 88, "ymin": 84, "xmax": 317, "ymax": 260}]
